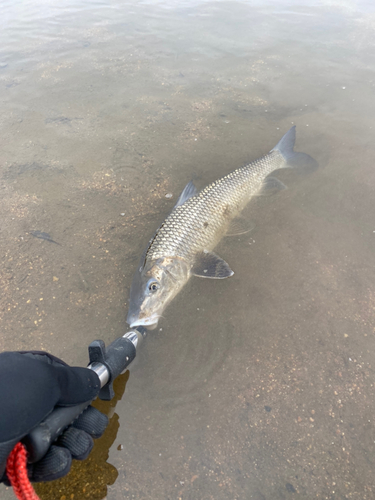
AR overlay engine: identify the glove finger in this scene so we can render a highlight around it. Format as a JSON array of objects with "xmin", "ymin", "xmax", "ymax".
[
  {"xmin": 57, "ymin": 427, "xmax": 94, "ymax": 461},
  {"xmin": 73, "ymin": 406, "xmax": 109, "ymax": 439},
  {"xmin": 29, "ymin": 445, "xmax": 72, "ymax": 483}
]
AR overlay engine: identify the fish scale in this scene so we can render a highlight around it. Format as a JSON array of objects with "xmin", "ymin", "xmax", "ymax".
[{"xmin": 146, "ymin": 150, "xmax": 284, "ymax": 262}]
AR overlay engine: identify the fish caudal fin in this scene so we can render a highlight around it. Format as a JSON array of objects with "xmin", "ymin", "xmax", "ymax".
[
  {"xmin": 272, "ymin": 126, "xmax": 296, "ymax": 160},
  {"xmin": 272, "ymin": 126, "xmax": 318, "ymax": 171}
]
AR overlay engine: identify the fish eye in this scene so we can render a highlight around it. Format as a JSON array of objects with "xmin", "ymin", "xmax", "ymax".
[{"xmin": 148, "ymin": 280, "xmax": 159, "ymax": 293}]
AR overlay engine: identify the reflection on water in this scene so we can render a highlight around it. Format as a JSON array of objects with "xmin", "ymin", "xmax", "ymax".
[{"xmin": 1, "ymin": 0, "xmax": 375, "ymax": 498}]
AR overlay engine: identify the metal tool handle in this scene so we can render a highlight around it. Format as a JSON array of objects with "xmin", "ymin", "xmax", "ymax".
[{"xmin": 23, "ymin": 328, "xmax": 146, "ymax": 463}]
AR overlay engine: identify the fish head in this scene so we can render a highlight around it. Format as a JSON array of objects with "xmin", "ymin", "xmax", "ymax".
[{"xmin": 127, "ymin": 257, "xmax": 190, "ymax": 329}]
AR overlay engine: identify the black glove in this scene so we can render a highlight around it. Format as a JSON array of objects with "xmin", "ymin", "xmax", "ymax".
[{"xmin": 0, "ymin": 351, "xmax": 109, "ymax": 483}]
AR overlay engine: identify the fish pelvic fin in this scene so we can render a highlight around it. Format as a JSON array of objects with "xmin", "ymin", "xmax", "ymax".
[
  {"xmin": 271, "ymin": 126, "xmax": 318, "ymax": 171},
  {"xmin": 226, "ymin": 216, "xmax": 255, "ymax": 236},
  {"xmin": 191, "ymin": 250, "xmax": 234, "ymax": 279}
]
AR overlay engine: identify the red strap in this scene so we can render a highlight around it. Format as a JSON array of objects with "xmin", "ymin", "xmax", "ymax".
[{"xmin": 6, "ymin": 443, "xmax": 40, "ymax": 500}]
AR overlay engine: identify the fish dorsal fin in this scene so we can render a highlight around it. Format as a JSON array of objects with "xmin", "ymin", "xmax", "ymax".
[
  {"xmin": 142, "ymin": 182, "xmax": 197, "ymax": 265},
  {"xmin": 226, "ymin": 216, "xmax": 255, "ymax": 236},
  {"xmin": 174, "ymin": 180, "xmax": 198, "ymax": 208},
  {"xmin": 191, "ymin": 250, "xmax": 234, "ymax": 279}
]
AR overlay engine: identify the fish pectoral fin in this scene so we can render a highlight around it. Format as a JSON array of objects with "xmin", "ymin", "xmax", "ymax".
[
  {"xmin": 258, "ymin": 176, "xmax": 288, "ymax": 196},
  {"xmin": 191, "ymin": 251, "xmax": 234, "ymax": 279},
  {"xmin": 174, "ymin": 180, "xmax": 198, "ymax": 208},
  {"xmin": 226, "ymin": 216, "xmax": 255, "ymax": 236}
]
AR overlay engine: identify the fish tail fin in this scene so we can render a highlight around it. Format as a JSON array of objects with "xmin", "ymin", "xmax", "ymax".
[{"xmin": 272, "ymin": 126, "xmax": 318, "ymax": 170}]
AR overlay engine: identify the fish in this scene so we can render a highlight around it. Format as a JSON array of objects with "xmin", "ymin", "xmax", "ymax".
[
  {"xmin": 30, "ymin": 231, "xmax": 61, "ymax": 245},
  {"xmin": 127, "ymin": 126, "xmax": 316, "ymax": 329}
]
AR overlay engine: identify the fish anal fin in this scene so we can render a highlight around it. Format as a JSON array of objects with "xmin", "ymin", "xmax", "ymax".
[
  {"xmin": 191, "ymin": 251, "xmax": 234, "ymax": 279},
  {"xmin": 226, "ymin": 216, "xmax": 255, "ymax": 236},
  {"xmin": 174, "ymin": 180, "xmax": 198, "ymax": 208},
  {"xmin": 258, "ymin": 176, "xmax": 287, "ymax": 196}
]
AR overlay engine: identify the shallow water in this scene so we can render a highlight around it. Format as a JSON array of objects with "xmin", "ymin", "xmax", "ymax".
[{"xmin": 1, "ymin": 0, "xmax": 375, "ymax": 498}]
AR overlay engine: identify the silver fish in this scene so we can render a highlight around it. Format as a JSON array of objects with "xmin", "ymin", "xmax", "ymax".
[{"xmin": 127, "ymin": 126, "xmax": 315, "ymax": 329}]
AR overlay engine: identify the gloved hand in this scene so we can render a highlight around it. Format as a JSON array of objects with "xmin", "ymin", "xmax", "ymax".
[{"xmin": 0, "ymin": 351, "xmax": 108, "ymax": 483}]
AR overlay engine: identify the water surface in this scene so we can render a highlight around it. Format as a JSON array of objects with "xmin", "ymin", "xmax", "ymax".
[{"xmin": 1, "ymin": 1, "xmax": 375, "ymax": 499}]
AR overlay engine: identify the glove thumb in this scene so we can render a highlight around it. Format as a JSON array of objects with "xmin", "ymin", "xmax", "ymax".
[{"xmin": 53, "ymin": 364, "xmax": 101, "ymax": 406}]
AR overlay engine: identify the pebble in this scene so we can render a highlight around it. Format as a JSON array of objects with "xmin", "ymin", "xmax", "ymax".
[{"xmin": 165, "ymin": 193, "xmax": 173, "ymax": 199}]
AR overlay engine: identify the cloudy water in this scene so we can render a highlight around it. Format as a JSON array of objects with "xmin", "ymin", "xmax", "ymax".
[{"xmin": 1, "ymin": 0, "xmax": 375, "ymax": 498}]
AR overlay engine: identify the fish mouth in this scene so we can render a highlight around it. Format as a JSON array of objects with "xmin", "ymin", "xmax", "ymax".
[{"xmin": 128, "ymin": 314, "xmax": 160, "ymax": 330}]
